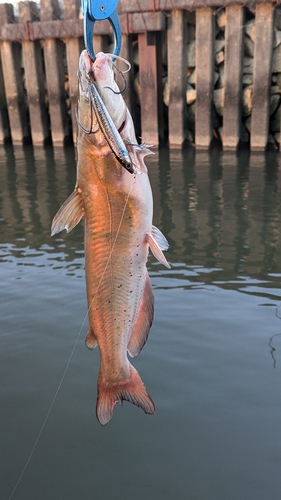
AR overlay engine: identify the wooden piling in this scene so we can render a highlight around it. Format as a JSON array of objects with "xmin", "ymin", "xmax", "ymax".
[
  {"xmin": 64, "ymin": 0, "xmax": 83, "ymax": 144},
  {"xmin": 167, "ymin": 9, "xmax": 187, "ymax": 148},
  {"xmin": 119, "ymin": 34, "xmax": 134, "ymax": 114},
  {"xmin": 251, "ymin": 4, "xmax": 274, "ymax": 151},
  {"xmin": 0, "ymin": 1, "xmax": 279, "ymax": 151},
  {"xmin": 195, "ymin": 8, "xmax": 214, "ymax": 149},
  {"xmin": 223, "ymin": 6, "xmax": 244, "ymax": 150},
  {"xmin": 138, "ymin": 31, "xmax": 164, "ymax": 145},
  {"xmin": 0, "ymin": 4, "xmax": 30, "ymax": 145},
  {"xmin": 41, "ymin": 0, "xmax": 70, "ymax": 146},
  {"xmin": 19, "ymin": 1, "xmax": 50, "ymax": 146}
]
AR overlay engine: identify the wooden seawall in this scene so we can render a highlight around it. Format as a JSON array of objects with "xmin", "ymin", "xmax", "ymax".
[{"xmin": 0, "ymin": 0, "xmax": 279, "ymax": 150}]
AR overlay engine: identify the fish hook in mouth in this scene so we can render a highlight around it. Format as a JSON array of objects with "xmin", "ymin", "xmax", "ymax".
[{"xmin": 103, "ymin": 62, "xmax": 127, "ymax": 95}]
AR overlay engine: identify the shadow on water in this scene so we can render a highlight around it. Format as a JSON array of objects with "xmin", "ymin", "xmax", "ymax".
[{"xmin": 1, "ymin": 144, "xmax": 281, "ymax": 500}]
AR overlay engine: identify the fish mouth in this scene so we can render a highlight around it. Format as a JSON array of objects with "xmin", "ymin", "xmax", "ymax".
[{"xmin": 79, "ymin": 50, "xmax": 112, "ymax": 84}]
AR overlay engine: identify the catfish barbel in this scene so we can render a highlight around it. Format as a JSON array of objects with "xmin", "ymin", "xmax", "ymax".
[{"xmin": 51, "ymin": 50, "xmax": 170, "ymax": 425}]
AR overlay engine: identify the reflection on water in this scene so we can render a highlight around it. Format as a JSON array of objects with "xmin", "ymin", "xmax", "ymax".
[
  {"xmin": 1, "ymin": 145, "xmax": 281, "ymax": 500},
  {"xmin": 1, "ymin": 145, "xmax": 281, "ymax": 281}
]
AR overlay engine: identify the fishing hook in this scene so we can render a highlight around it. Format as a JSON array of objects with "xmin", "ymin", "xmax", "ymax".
[{"xmin": 103, "ymin": 63, "xmax": 127, "ymax": 95}]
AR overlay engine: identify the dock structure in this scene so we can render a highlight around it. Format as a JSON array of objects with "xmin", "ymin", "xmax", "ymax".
[{"xmin": 0, "ymin": 0, "xmax": 280, "ymax": 150}]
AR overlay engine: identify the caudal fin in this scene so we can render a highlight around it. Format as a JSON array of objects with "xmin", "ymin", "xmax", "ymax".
[{"xmin": 96, "ymin": 364, "xmax": 155, "ymax": 426}]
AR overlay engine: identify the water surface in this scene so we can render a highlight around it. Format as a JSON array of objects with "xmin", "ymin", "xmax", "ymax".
[{"xmin": 1, "ymin": 145, "xmax": 281, "ymax": 500}]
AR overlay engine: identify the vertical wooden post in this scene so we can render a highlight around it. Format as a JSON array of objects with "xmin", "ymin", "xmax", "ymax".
[
  {"xmin": 167, "ymin": 9, "xmax": 187, "ymax": 148},
  {"xmin": 0, "ymin": 54, "xmax": 10, "ymax": 143},
  {"xmin": 223, "ymin": 6, "xmax": 244, "ymax": 150},
  {"xmin": 120, "ymin": 34, "xmax": 134, "ymax": 114},
  {"xmin": 64, "ymin": 0, "xmax": 83, "ymax": 144},
  {"xmin": 138, "ymin": 31, "xmax": 164, "ymax": 146},
  {"xmin": 195, "ymin": 8, "xmax": 214, "ymax": 149},
  {"xmin": 93, "ymin": 35, "xmax": 109, "ymax": 55},
  {"xmin": 19, "ymin": 1, "xmax": 50, "ymax": 146},
  {"xmin": 251, "ymin": 4, "xmax": 273, "ymax": 151},
  {"xmin": 0, "ymin": 4, "xmax": 30, "ymax": 145},
  {"xmin": 41, "ymin": 0, "xmax": 70, "ymax": 146}
]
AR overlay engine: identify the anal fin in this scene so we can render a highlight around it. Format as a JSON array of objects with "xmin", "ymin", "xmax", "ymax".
[
  {"xmin": 51, "ymin": 187, "xmax": 85, "ymax": 236},
  {"xmin": 127, "ymin": 272, "xmax": 154, "ymax": 358}
]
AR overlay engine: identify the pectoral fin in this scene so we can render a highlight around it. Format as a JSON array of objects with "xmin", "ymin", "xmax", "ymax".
[
  {"xmin": 51, "ymin": 187, "xmax": 85, "ymax": 236},
  {"xmin": 146, "ymin": 226, "xmax": 171, "ymax": 269},
  {"xmin": 127, "ymin": 272, "xmax": 154, "ymax": 357},
  {"xmin": 85, "ymin": 328, "xmax": 98, "ymax": 350}
]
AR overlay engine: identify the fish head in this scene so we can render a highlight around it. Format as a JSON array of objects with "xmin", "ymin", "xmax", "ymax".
[
  {"xmin": 92, "ymin": 52, "xmax": 127, "ymax": 131},
  {"xmin": 76, "ymin": 50, "xmax": 124, "ymax": 140},
  {"xmin": 92, "ymin": 52, "xmax": 118, "ymax": 91}
]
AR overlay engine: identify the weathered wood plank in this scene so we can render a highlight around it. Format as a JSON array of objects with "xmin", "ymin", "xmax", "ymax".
[
  {"xmin": 64, "ymin": 0, "xmax": 83, "ymax": 144},
  {"xmin": 119, "ymin": 0, "xmax": 273, "ymax": 11},
  {"xmin": 0, "ymin": 12, "xmax": 166, "ymax": 41},
  {"xmin": 119, "ymin": 34, "xmax": 134, "ymax": 114},
  {"xmin": 126, "ymin": 12, "xmax": 166, "ymax": 33},
  {"xmin": 223, "ymin": 5, "xmax": 244, "ymax": 150},
  {"xmin": 19, "ymin": 1, "xmax": 50, "ymax": 146},
  {"xmin": 138, "ymin": 31, "xmax": 164, "ymax": 145},
  {"xmin": 251, "ymin": 4, "xmax": 273, "ymax": 151},
  {"xmin": 92, "ymin": 35, "xmax": 109, "ymax": 54},
  {"xmin": 41, "ymin": 0, "xmax": 70, "ymax": 145},
  {"xmin": 0, "ymin": 4, "xmax": 30, "ymax": 145},
  {"xmin": 118, "ymin": 0, "xmax": 157, "ymax": 12},
  {"xmin": 167, "ymin": 9, "xmax": 187, "ymax": 147},
  {"xmin": 195, "ymin": 8, "xmax": 214, "ymax": 149}
]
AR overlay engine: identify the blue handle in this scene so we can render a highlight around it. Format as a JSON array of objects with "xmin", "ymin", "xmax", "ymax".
[{"xmin": 82, "ymin": 0, "xmax": 122, "ymax": 60}]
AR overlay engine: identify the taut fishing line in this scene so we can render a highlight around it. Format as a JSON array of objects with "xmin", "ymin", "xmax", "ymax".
[{"xmin": 8, "ymin": 173, "xmax": 137, "ymax": 500}]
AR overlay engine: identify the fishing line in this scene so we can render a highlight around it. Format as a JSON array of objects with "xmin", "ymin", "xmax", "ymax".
[
  {"xmin": 8, "ymin": 317, "xmax": 86, "ymax": 500},
  {"xmin": 103, "ymin": 53, "xmax": 131, "ymax": 73},
  {"xmin": 8, "ymin": 172, "xmax": 137, "ymax": 500}
]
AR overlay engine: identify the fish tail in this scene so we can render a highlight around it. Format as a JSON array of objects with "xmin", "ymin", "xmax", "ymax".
[{"xmin": 96, "ymin": 364, "xmax": 155, "ymax": 426}]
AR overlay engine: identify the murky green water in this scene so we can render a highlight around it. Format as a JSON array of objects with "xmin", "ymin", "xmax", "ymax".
[{"xmin": 1, "ymin": 145, "xmax": 281, "ymax": 500}]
